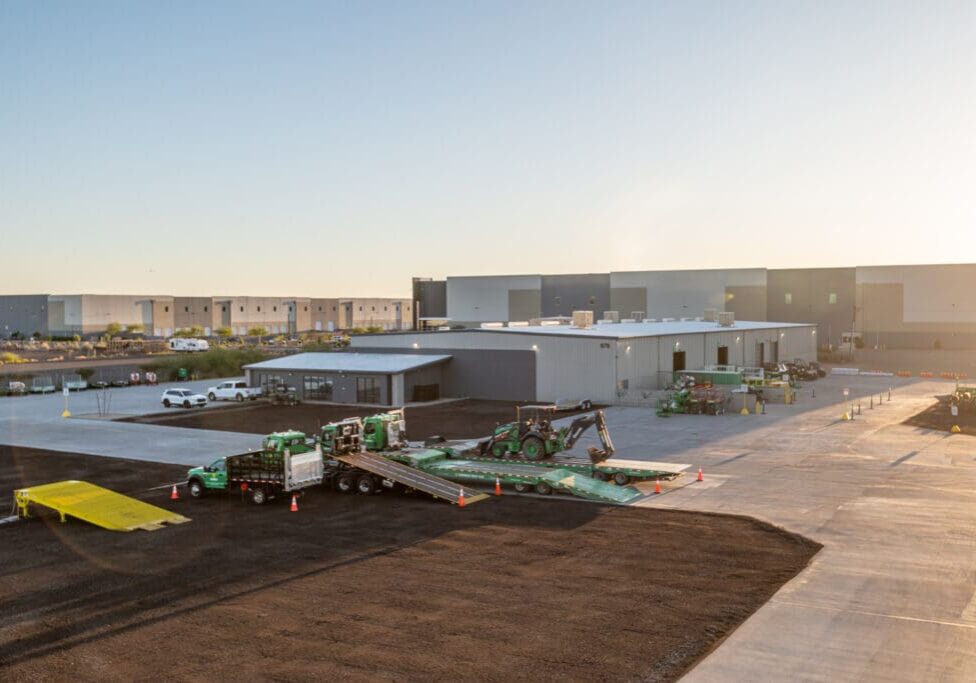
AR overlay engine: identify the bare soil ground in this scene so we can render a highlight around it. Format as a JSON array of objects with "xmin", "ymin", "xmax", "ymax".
[
  {"xmin": 904, "ymin": 394, "xmax": 976, "ymax": 435},
  {"xmin": 0, "ymin": 446, "xmax": 819, "ymax": 681},
  {"xmin": 125, "ymin": 399, "xmax": 594, "ymax": 440}
]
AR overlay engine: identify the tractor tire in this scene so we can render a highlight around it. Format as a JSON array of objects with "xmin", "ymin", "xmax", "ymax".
[
  {"xmin": 491, "ymin": 443, "xmax": 507, "ymax": 458},
  {"xmin": 208, "ymin": 392, "xmax": 216, "ymax": 401},
  {"xmin": 513, "ymin": 483, "xmax": 531, "ymax": 493},
  {"xmin": 188, "ymin": 479, "xmax": 206, "ymax": 498},
  {"xmin": 163, "ymin": 399, "xmax": 171, "ymax": 408},
  {"xmin": 250, "ymin": 488, "xmax": 268, "ymax": 505},
  {"xmin": 521, "ymin": 436, "xmax": 546, "ymax": 461},
  {"xmin": 535, "ymin": 481, "xmax": 553, "ymax": 495},
  {"xmin": 612, "ymin": 472, "xmax": 630, "ymax": 486},
  {"xmin": 236, "ymin": 393, "xmax": 244, "ymax": 402},
  {"xmin": 592, "ymin": 471, "xmax": 609, "ymax": 482},
  {"xmin": 183, "ymin": 400, "xmax": 191, "ymax": 409},
  {"xmin": 356, "ymin": 474, "xmax": 377, "ymax": 495},
  {"xmin": 336, "ymin": 473, "xmax": 356, "ymax": 494}
]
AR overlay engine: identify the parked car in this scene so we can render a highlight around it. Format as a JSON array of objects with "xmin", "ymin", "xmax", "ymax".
[
  {"xmin": 168, "ymin": 338, "xmax": 210, "ymax": 352},
  {"xmin": 206, "ymin": 380, "xmax": 262, "ymax": 403},
  {"xmin": 161, "ymin": 388, "xmax": 208, "ymax": 409},
  {"xmin": 89, "ymin": 379, "xmax": 109, "ymax": 389},
  {"xmin": 62, "ymin": 373, "xmax": 88, "ymax": 391},
  {"xmin": 30, "ymin": 376, "xmax": 56, "ymax": 394},
  {"xmin": 3, "ymin": 381, "xmax": 27, "ymax": 396}
]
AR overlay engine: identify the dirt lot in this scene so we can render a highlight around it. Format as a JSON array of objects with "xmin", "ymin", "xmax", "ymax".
[
  {"xmin": 125, "ymin": 399, "xmax": 592, "ymax": 440},
  {"xmin": 0, "ymin": 446, "xmax": 819, "ymax": 681},
  {"xmin": 904, "ymin": 394, "xmax": 976, "ymax": 435}
]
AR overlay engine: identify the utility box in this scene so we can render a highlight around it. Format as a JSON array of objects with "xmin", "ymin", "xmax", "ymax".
[
  {"xmin": 602, "ymin": 310, "xmax": 620, "ymax": 323},
  {"xmin": 572, "ymin": 310, "xmax": 594, "ymax": 328}
]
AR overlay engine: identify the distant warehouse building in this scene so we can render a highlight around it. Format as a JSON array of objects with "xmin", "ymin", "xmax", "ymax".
[
  {"xmin": 350, "ymin": 318, "xmax": 818, "ymax": 405},
  {"xmin": 244, "ymin": 353, "xmax": 451, "ymax": 406}
]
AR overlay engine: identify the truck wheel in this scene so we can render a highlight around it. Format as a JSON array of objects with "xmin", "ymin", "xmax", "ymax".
[
  {"xmin": 188, "ymin": 479, "xmax": 205, "ymax": 498},
  {"xmin": 356, "ymin": 474, "xmax": 376, "ymax": 495},
  {"xmin": 592, "ymin": 471, "xmax": 609, "ymax": 482},
  {"xmin": 337, "ymin": 473, "xmax": 356, "ymax": 494},
  {"xmin": 236, "ymin": 393, "xmax": 244, "ymax": 402},
  {"xmin": 521, "ymin": 436, "xmax": 545, "ymax": 461},
  {"xmin": 163, "ymin": 399, "xmax": 171, "ymax": 408},
  {"xmin": 535, "ymin": 481, "xmax": 553, "ymax": 495},
  {"xmin": 208, "ymin": 392, "xmax": 216, "ymax": 401},
  {"xmin": 613, "ymin": 473, "xmax": 630, "ymax": 486},
  {"xmin": 183, "ymin": 400, "xmax": 191, "ymax": 409},
  {"xmin": 513, "ymin": 483, "xmax": 531, "ymax": 493},
  {"xmin": 251, "ymin": 488, "xmax": 267, "ymax": 505}
]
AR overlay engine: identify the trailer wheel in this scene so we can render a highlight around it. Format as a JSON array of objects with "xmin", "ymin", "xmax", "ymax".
[
  {"xmin": 188, "ymin": 479, "xmax": 205, "ymax": 498},
  {"xmin": 613, "ymin": 473, "xmax": 630, "ymax": 486},
  {"xmin": 521, "ymin": 436, "xmax": 545, "ymax": 461},
  {"xmin": 592, "ymin": 471, "xmax": 609, "ymax": 482},
  {"xmin": 513, "ymin": 483, "xmax": 531, "ymax": 493},
  {"xmin": 251, "ymin": 488, "xmax": 268, "ymax": 505},
  {"xmin": 535, "ymin": 481, "xmax": 553, "ymax": 495},
  {"xmin": 356, "ymin": 474, "xmax": 377, "ymax": 495},
  {"xmin": 336, "ymin": 473, "xmax": 356, "ymax": 494}
]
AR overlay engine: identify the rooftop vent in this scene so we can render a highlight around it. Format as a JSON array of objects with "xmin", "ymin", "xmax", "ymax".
[
  {"xmin": 631, "ymin": 311, "xmax": 645, "ymax": 322},
  {"xmin": 717, "ymin": 311, "xmax": 735, "ymax": 327},
  {"xmin": 703, "ymin": 308, "xmax": 718, "ymax": 322},
  {"xmin": 480, "ymin": 322, "xmax": 504, "ymax": 328},
  {"xmin": 572, "ymin": 310, "xmax": 594, "ymax": 329},
  {"xmin": 508, "ymin": 321, "xmax": 529, "ymax": 327},
  {"xmin": 602, "ymin": 310, "xmax": 620, "ymax": 323}
]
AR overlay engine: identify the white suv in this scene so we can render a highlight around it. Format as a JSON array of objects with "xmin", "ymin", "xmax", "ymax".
[{"xmin": 161, "ymin": 388, "xmax": 208, "ymax": 409}]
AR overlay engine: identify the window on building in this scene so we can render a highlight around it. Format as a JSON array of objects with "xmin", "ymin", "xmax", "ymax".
[
  {"xmin": 589, "ymin": 296, "xmax": 597, "ymax": 305},
  {"xmin": 303, "ymin": 376, "xmax": 333, "ymax": 400},
  {"xmin": 318, "ymin": 306, "xmax": 322, "ymax": 312},
  {"xmin": 829, "ymin": 293, "xmax": 837, "ymax": 304},
  {"xmin": 257, "ymin": 306, "xmax": 261, "ymax": 312},
  {"xmin": 357, "ymin": 377, "xmax": 380, "ymax": 403},
  {"xmin": 384, "ymin": 306, "xmax": 387, "ymax": 311},
  {"xmin": 204, "ymin": 306, "xmax": 208, "ymax": 312},
  {"xmin": 273, "ymin": 306, "xmax": 277, "ymax": 312},
  {"xmin": 304, "ymin": 306, "xmax": 307, "ymax": 312},
  {"xmin": 359, "ymin": 306, "xmax": 363, "ymax": 311},
  {"xmin": 371, "ymin": 306, "xmax": 375, "ymax": 311},
  {"xmin": 332, "ymin": 306, "xmax": 336, "ymax": 311},
  {"xmin": 221, "ymin": 305, "xmax": 226, "ymax": 312},
  {"xmin": 784, "ymin": 293, "xmax": 792, "ymax": 305},
  {"xmin": 184, "ymin": 306, "xmax": 189, "ymax": 312},
  {"xmin": 164, "ymin": 306, "xmax": 169, "ymax": 312},
  {"xmin": 240, "ymin": 306, "xmax": 244, "ymax": 312}
]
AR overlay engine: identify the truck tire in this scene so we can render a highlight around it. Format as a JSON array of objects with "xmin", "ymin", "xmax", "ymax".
[
  {"xmin": 163, "ymin": 399, "xmax": 171, "ymax": 408},
  {"xmin": 183, "ymin": 400, "xmax": 191, "ymax": 409},
  {"xmin": 581, "ymin": 400, "xmax": 593, "ymax": 410},
  {"xmin": 513, "ymin": 483, "xmax": 531, "ymax": 493},
  {"xmin": 337, "ymin": 473, "xmax": 356, "ymax": 494},
  {"xmin": 535, "ymin": 481, "xmax": 553, "ymax": 495},
  {"xmin": 208, "ymin": 392, "xmax": 216, "ymax": 401},
  {"xmin": 356, "ymin": 474, "xmax": 376, "ymax": 495},
  {"xmin": 251, "ymin": 488, "xmax": 268, "ymax": 505},
  {"xmin": 188, "ymin": 479, "xmax": 206, "ymax": 498},
  {"xmin": 613, "ymin": 473, "xmax": 630, "ymax": 486},
  {"xmin": 236, "ymin": 393, "xmax": 244, "ymax": 402},
  {"xmin": 521, "ymin": 436, "xmax": 545, "ymax": 461}
]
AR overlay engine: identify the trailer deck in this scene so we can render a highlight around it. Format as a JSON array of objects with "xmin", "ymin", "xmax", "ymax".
[{"xmin": 334, "ymin": 451, "xmax": 490, "ymax": 505}]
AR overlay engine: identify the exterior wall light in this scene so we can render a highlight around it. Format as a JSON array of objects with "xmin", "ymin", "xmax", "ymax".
[{"xmin": 412, "ymin": 342, "xmax": 419, "ymax": 349}]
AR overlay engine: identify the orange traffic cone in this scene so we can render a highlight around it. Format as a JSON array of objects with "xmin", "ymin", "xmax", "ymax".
[
  {"xmin": 458, "ymin": 487, "xmax": 466, "ymax": 508},
  {"xmin": 697, "ymin": 467, "xmax": 703, "ymax": 482},
  {"xmin": 170, "ymin": 484, "xmax": 179, "ymax": 501},
  {"xmin": 654, "ymin": 479, "xmax": 662, "ymax": 494},
  {"xmin": 495, "ymin": 477, "xmax": 502, "ymax": 496},
  {"xmin": 290, "ymin": 495, "xmax": 298, "ymax": 512}
]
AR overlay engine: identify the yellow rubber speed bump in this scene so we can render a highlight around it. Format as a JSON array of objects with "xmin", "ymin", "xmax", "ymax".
[{"xmin": 14, "ymin": 480, "xmax": 190, "ymax": 532}]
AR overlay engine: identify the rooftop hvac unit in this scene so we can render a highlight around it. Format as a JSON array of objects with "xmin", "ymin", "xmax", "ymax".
[
  {"xmin": 703, "ymin": 308, "xmax": 718, "ymax": 322},
  {"xmin": 718, "ymin": 312, "xmax": 735, "ymax": 327},
  {"xmin": 647, "ymin": 318, "xmax": 659, "ymax": 322},
  {"xmin": 631, "ymin": 311, "xmax": 645, "ymax": 322},
  {"xmin": 508, "ymin": 321, "xmax": 529, "ymax": 327},
  {"xmin": 603, "ymin": 310, "xmax": 620, "ymax": 323},
  {"xmin": 662, "ymin": 317, "xmax": 676, "ymax": 322},
  {"xmin": 480, "ymin": 322, "xmax": 504, "ymax": 328},
  {"xmin": 539, "ymin": 320, "xmax": 562, "ymax": 326},
  {"xmin": 528, "ymin": 318, "xmax": 543, "ymax": 326},
  {"xmin": 620, "ymin": 318, "xmax": 636, "ymax": 323},
  {"xmin": 572, "ymin": 310, "xmax": 594, "ymax": 329},
  {"xmin": 680, "ymin": 317, "xmax": 694, "ymax": 321}
]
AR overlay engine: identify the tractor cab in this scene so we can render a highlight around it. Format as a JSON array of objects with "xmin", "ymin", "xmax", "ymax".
[{"xmin": 263, "ymin": 430, "xmax": 313, "ymax": 455}]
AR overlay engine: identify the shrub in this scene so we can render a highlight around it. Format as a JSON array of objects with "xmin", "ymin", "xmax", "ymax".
[
  {"xmin": 140, "ymin": 348, "xmax": 269, "ymax": 381},
  {"xmin": 105, "ymin": 322, "xmax": 123, "ymax": 337},
  {"xmin": 216, "ymin": 327, "xmax": 232, "ymax": 338},
  {"xmin": 0, "ymin": 351, "xmax": 28, "ymax": 365},
  {"xmin": 248, "ymin": 326, "xmax": 269, "ymax": 338},
  {"xmin": 365, "ymin": 325, "xmax": 384, "ymax": 334}
]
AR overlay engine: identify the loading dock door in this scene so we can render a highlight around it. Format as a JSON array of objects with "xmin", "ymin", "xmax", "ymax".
[
  {"xmin": 673, "ymin": 351, "xmax": 686, "ymax": 372},
  {"xmin": 757, "ymin": 342, "xmax": 764, "ymax": 366},
  {"xmin": 769, "ymin": 340, "xmax": 779, "ymax": 363},
  {"xmin": 717, "ymin": 346, "xmax": 728, "ymax": 365}
]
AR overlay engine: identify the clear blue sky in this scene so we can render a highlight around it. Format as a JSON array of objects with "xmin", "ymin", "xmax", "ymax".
[{"xmin": 1, "ymin": 1, "xmax": 973, "ymax": 296}]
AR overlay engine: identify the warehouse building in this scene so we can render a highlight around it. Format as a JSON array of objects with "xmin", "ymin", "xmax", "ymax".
[
  {"xmin": 350, "ymin": 317, "xmax": 817, "ymax": 405},
  {"xmin": 413, "ymin": 263, "xmax": 976, "ymax": 350},
  {"xmin": 244, "ymin": 352, "xmax": 451, "ymax": 405}
]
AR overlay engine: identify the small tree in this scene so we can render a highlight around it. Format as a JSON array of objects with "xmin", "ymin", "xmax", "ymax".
[
  {"xmin": 248, "ymin": 326, "xmax": 269, "ymax": 342},
  {"xmin": 127, "ymin": 323, "xmax": 144, "ymax": 335},
  {"xmin": 216, "ymin": 326, "xmax": 232, "ymax": 338},
  {"xmin": 105, "ymin": 322, "xmax": 123, "ymax": 337}
]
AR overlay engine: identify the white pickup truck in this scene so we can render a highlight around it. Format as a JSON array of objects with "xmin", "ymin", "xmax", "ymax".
[{"xmin": 206, "ymin": 380, "xmax": 263, "ymax": 402}]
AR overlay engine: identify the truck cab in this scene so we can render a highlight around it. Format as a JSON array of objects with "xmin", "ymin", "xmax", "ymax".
[
  {"xmin": 319, "ymin": 410, "xmax": 406, "ymax": 455},
  {"xmin": 187, "ymin": 457, "xmax": 228, "ymax": 497}
]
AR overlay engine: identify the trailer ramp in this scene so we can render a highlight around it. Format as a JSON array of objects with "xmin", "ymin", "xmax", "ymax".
[
  {"xmin": 335, "ymin": 452, "xmax": 489, "ymax": 506},
  {"xmin": 540, "ymin": 470, "xmax": 643, "ymax": 504},
  {"xmin": 14, "ymin": 480, "xmax": 190, "ymax": 532}
]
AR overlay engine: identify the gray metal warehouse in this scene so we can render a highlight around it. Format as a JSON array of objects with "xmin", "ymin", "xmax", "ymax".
[
  {"xmin": 244, "ymin": 353, "xmax": 451, "ymax": 405},
  {"xmin": 350, "ymin": 318, "xmax": 818, "ymax": 405}
]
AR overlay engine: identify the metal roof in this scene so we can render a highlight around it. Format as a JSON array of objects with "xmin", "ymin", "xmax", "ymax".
[
  {"xmin": 359, "ymin": 319, "xmax": 815, "ymax": 341},
  {"xmin": 243, "ymin": 352, "xmax": 451, "ymax": 374}
]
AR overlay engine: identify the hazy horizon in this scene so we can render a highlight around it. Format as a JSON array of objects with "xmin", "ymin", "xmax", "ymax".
[{"xmin": 2, "ymin": 1, "xmax": 973, "ymax": 296}]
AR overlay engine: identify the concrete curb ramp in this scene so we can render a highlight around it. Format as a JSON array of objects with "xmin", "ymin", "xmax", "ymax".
[{"xmin": 14, "ymin": 480, "xmax": 190, "ymax": 531}]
